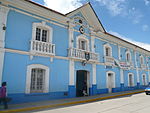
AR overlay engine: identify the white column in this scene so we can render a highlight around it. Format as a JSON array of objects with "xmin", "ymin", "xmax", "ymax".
[
  {"xmin": 69, "ymin": 60, "xmax": 74, "ymax": 85},
  {"xmin": 92, "ymin": 64, "xmax": 96, "ymax": 84},
  {"xmin": 118, "ymin": 46, "xmax": 121, "ymax": 60},
  {"xmin": 146, "ymin": 57, "xmax": 150, "ymax": 83},
  {"xmin": 90, "ymin": 28, "xmax": 95, "ymax": 53},
  {"xmin": 0, "ymin": 6, "xmax": 9, "ymax": 85},
  {"xmin": 134, "ymin": 51, "xmax": 140, "ymax": 83},
  {"xmin": 120, "ymin": 69, "xmax": 124, "ymax": 84},
  {"xmin": 68, "ymin": 21, "xmax": 74, "ymax": 48}
]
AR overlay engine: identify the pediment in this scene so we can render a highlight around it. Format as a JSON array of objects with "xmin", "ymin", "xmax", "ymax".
[{"xmin": 66, "ymin": 3, "xmax": 105, "ymax": 33}]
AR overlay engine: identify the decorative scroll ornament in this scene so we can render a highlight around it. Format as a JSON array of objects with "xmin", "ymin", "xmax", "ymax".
[{"xmin": 79, "ymin": 26, "xmax": 85, "ymax": 34}]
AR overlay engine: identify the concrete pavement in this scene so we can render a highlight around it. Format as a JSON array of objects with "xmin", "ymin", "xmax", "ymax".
[{"xmin": 0, "ymin": 89, "xmax": 144, "ymax": 113}]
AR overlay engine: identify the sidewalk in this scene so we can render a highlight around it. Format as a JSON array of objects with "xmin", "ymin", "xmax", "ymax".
[{"xmin": 0, "ymin": 89, "xmax": 144, "ymax": 113}]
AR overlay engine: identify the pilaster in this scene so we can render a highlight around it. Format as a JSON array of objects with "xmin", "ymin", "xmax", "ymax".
[{"xmin": 0, "ymin": 5, "xmax": 9, "ymax": 85}]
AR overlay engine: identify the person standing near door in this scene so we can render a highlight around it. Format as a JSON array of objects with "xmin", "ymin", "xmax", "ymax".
[
  {"xmin": 0, "ymin": 82, "xmax": 8, "ymax": 109},
  {"xmin": 83, "ymin": 81, "xmax": 88, "ymax": 96}
]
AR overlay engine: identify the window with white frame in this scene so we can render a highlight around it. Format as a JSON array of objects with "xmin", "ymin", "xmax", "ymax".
[
  {"xmin": 105, "ymin": 47, "xmax": 111, "ymax": 56},
  {"xmin": 79, "ymin": 39, "xmax": 87, "ymax": 50},
  {"xmin": 104, "ymin": 43, "xmax": 112, "ymax": 57},
  {"xmin": 126, "ymin": 51, "xmax": 131, "ymax": 62},
  {"xmin": 128, "ymin": 73, "xmax": 134, "ymax": 87},
  {"xmin": 26, "ymin": 64, "xmax": 49, "ymax": 94},
  {"xmin": 140, "ymin": 55, "xmax": 144, "ymax": 65},
  {"xmin": 142, "ymin": 74, "xmax": 147, "ymax": 85},
  {"xmin": 32, "ymin": 21, "xmax": 53, "ymax": 43},
  {"xmin": 77, "ymin": 35, "xmax": 89, "ymax": 51}
]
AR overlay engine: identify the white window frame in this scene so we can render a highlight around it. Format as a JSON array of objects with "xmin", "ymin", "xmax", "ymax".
[
  {"xmin": 128, "ymin": 73, "xmax": 134, "ymax": 87},
  {"xmin": 76, "ymin": 35, "xmax": 89, "ymax": 51},
  {"xmin": 126, "ymin": 50, "xmax": 131, "ymax": 62},
  {"xmin": 26, "ymin": 64, "xmax": 49, "ymax": 94},
  {"xmin": 142, "ymin": 74, "xmax": 147, "ymax": 85},
  {"xmin": 103, "ymin": 43, "xmax": 112, "ymax": 57},
  {"xmin": 140, "ymin": 55, "xmax": 144, "ymax": 65},
  {"xmin": 32, "ymin": 21, "xmax": 53, "ymax": 43},
  {"xmin": 106, "ymin": 71, "xmax": 115, "ymax": 88}
]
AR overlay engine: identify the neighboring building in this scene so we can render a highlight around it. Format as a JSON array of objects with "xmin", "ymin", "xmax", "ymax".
[{"xmin": 0, "ymin": 0, "xmax": 150, "ymax": 104}]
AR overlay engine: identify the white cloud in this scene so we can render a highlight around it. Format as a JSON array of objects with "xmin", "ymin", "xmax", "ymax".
[
  {"xmin": 109, "ymin": 31, "xmax": 150, "ymax": 51},
  {"xmin": 128, "ymin": 7, "xmax": 143, "ymax": 24},
  {"xmin": 43, "ymin": 0, "xmax": 82, "ymax": 14},
  {"xmin": 95, "ymin": 0, "xmax": 127, "ymax": 16},
  {"xmin": 144, "ymin": 0, "xmax": 150, "ymax": 5},
  {"xmin": 142, "ymin": 24, "xmax": 149, "ymax": 31}
]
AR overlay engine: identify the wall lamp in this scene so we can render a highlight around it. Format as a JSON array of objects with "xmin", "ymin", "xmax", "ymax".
[{"xmin": 3, "ymin": 24, "xmax": 6, "ymax": 30}]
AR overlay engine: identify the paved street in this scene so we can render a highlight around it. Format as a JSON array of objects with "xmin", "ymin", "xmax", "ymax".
[{"xmin": 25, "ymin": 92, "xmax": 150, "ymax": 113}]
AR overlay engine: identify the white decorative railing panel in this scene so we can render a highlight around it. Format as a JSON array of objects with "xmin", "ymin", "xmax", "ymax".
[
  {"xmin": 30, "ymin": 40, "xmax": 55, "ymax": 55},
  {"xmin": 68, "ymin": 48, "xmax": 99, "ymax": 62}
]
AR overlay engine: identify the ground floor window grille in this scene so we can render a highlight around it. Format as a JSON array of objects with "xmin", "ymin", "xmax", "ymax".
[{"xmin": 30, "ymin": 68, "xmax": 45, "ymax": 93}]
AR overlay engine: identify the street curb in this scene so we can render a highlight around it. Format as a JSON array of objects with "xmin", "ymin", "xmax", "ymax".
[{"xmin": 0, "ymin": 90, "xmax": 144, "ymax": 113}]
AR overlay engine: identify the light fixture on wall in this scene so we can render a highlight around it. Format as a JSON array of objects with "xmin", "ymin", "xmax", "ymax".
[{"xmin": 3, "ymin": 24, "xmax": 6, "ymax": 30}]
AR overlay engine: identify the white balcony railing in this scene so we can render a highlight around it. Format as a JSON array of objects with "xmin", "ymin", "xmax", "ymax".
[
  {"xmin": 141, "ymin": 64, "xmax": 147, "ymax": 70},
  {"xmin": 104, "ymin": 56, "xmax": 114, "ymax": 65},
  {"xmin": 68, "ymin": 48, "xmax": 99, "ymax": 62},
  {"xmin": 30, "ymin": 40, "xmax": 55, "ymax": 55}
]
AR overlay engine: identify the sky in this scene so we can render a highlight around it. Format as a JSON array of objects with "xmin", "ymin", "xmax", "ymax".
[{"xmin": 31, "ymin": 0, "xmax": 150, "ymax": 51}]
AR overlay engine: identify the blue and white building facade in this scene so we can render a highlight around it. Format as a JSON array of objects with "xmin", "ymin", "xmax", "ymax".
[{"xmin": 0, "ymin": 0, "xmax": 150, "ymax": 104}]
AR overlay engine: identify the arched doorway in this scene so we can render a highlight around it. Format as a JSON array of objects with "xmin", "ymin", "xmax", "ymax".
[
  {"xmin": 106, "ymin": 71, "xmax": 115, "ymax": 93},
  {"xmin": 76, "ymin": 70, "xmax": 90, "ymax": 97}
]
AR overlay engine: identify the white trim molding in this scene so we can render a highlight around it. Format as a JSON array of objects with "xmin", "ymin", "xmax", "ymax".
[
  {"xmin": 128, "ymin": 73, "xmax": 134, "ymax": 87},
  {"xmin": 0, "ymin": 5, "xmax": 9, "ymax": 85},
  {"xmin": 92, "ymin": 64, "xmax": 96, "ymax": 85},
  {"xmin": 120, "ymin": 69, "xmax": 124, "ymax": 84},
  {"xmin": 69, "ymin": 60, "xmax": 75, "ymax": 85},
  {"xmin": 25, "ymin": 64, "xmax": 49, "ymax": 94}
]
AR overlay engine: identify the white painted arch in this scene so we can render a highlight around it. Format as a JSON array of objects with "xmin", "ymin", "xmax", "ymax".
[{"xmin": 25, "ymin": 64, "xmax": 50, "ymax": 94}]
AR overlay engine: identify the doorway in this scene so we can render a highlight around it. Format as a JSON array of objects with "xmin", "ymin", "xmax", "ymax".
[
  {"xmin": 107, "ymin": 72, "xmax": 115, "ymax": 93},
  {"xmin": 76, "ymin": 70, "xmax": 89, "ymax": 97}
]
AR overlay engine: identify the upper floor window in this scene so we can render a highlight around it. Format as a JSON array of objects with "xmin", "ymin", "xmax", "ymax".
[
  {"xmin": 140, "ymin": 55, "xmax": 144, "ymax": 64},
  {"xmin": 79, "ymin": 39, "xmax": 87, "ymax": 50},
  {"xmin": 104, "ymin": 43, "xmax": 112, "ymax": 57},
  {"xmin": 126, "ymin": 51, "xmax": 131, "ymax": 62},
  {"xmin": 105, "ymin": 47, "xmax": 111, "ymax": 56},
  {"xmin": 77, "ymin": 35, "xmax": 89, "ymax": 51},
  {"xmin": 26, "ymin": 64, "xmax": 49, "ymax": 94},
  {"xmin": 32, "ymin": 21, "xmax": 53, "ymax": 43},
  {"xmin": 36, "ymin": 28, "xmax": 48, "ymax": 42}
]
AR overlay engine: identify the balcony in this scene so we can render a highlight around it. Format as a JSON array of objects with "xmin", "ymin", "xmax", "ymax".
[
  {"xmin": 140, "ymin": 64, "xmax": 147, "ymax": 70},
  {"xmin": 118, "ymin": 61, "xmax": 134, "ymax": 70},
  {"xmin": 104, "ymin": 56, "xmax": 114, "ymax": 65},
  {"xmin": 30, "ymin": 40, "xmax": 55, "ymax": 56},
  {"xmin": 68, "ymin": 48, "xmax": 99, "ymax": 62}
]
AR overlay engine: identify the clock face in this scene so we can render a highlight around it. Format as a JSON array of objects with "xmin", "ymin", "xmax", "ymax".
[{"xmin": 79, "ymin": 26, "xmax": 84, "ymax": 34}]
